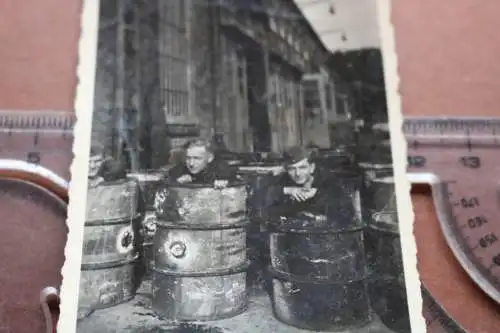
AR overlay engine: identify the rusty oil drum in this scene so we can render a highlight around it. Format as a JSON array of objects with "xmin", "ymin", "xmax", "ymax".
[
  {"xmin": 363, "ymin": 176, "xmax": 411, "ymax": 333},
  {"xmin": 78, "ymin": 178, "xmax": 142, "ymax": 318},
  {"xmin": 127, "ymin": 172, "xmax": 164, "ymax": 277},
  {"xmin": 152, "ymin": 182, "xmax": 250, "ymax": 321},
  {"xmin": 268, "ymin": 172, "xmax": 372, "ymax": 331},
  {"xmin": 357, "ymin": 144, "xmax": 394, "ymax": 225},
  {"xmin": 313, "ymin": 148, "xmax": 354, "ymax": 172},
  {"xmin": 269, "ymin": 267, "xmax": 372, "ymax": 332},
  {"xmin": 237, "ymin": 162, "xmax": 284, "ymax": 292}
]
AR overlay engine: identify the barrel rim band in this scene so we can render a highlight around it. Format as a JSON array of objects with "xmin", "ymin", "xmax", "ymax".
[
  {"xmin": 357, "ymin": 162, "xmax": 393, "ymax": 169},
  {"xmin": 152, "ymin": 260, "xmax": 250, "ymax": 278},
  {"xmin": 268, "ymin": 266, "xmax": 369, "ymax": 285},
  {"xmin": 163, "ymin": 180, "xmax": 248, "ymax": 189},
  {"xmin": 81, "ymin": 254, "xmax": 139, "ymax": 270},
  {"xmin": 155, "ymin": 217, "xmax": 250, "ymax": 230},
  {"xmin": 85, "ymin": 213, "xmax": 144, "ymax": 226},
  {"xmin": 97, "ymin": 177, "xmax": 140, "ymax": 187},
  {"xmin": 367, "ymin": 222, "xmax": 400, "ymax": 234},
  {"xmin": 267, "ymin": 222, "xmax": 365, "ymax": 234}
]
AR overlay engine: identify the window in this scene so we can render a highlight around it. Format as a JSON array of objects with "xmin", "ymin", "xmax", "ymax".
[
  {"xmin": 302, "ymin": 80, "xmax": 321, "ymax": 109},
  {"xmin": 335, "ymin": 93, "xmax": 349, "ymax": 116},
  {"xmin": 325, "ymin": 83, "xmax": 332, "ymax": 110},
  {"xmin": 269, "ymin": 17, "xmax": 277, "ymax": 31},
  {"xmin": 158, "ymin": 0, "xmax": 190, "ymax": 120}
]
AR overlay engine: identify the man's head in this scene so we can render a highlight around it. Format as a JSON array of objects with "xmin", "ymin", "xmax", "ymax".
[
  {"xmin": 283, "ymin": 146, "xmax": 316, "ymax": 185},
  {"xmin": 184, "ymin": 139, "xmax": 215, "ymax": 174},
  {"xmin": 88, "ymin": 146, "xmax": 105, "ymax": 178}
]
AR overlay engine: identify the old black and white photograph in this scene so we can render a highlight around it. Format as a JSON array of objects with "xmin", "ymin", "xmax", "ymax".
[{"xmin": 63, "ymin": 0, "xmax": 418, "ymax": 332}]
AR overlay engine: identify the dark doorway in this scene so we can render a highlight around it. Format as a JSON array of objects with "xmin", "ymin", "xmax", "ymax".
[{"xmin": 245, "ymin": 44, "xmax": 271, "ymax": 152}]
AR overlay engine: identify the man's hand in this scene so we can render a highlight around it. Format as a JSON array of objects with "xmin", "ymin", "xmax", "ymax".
[
  {"xmin": 283, "ymin": 187, "xmax": 318, "ymax": 202},
  {"xmin": 283, "ymin": 187, "xmax": 308, "ymax": 202},
  {"xmin": 214, "ymin": 179, "xmax": 229, "ymax": 189},
  {"xmin": 176, "ymin": 174, "xmax": 193, "ymax": 183}
]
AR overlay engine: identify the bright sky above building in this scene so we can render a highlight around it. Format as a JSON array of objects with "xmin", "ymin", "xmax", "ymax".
[{"xmin": 294, "ymin": 0, "xmax": 381, "ymax": 52}]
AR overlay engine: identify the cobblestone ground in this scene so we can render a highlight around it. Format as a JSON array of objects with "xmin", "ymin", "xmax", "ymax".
[{"xmin": 76, "ymin": 280, "xmax": 398, "ymax": 333}]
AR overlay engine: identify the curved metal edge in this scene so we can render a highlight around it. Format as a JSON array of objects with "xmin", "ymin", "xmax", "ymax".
[
  {"xmin": 408, "ymin": 172, "xmax": 500, "ymax": 305},
  {"xmin": 420, "ymin": 286, "xmax": 468, "ymax": 333},
  {"xmin": 0, "ymin": 159, "xmax": 68, "ymax": 333},
  {"xmin": 40, "ymin": 287, "xmax": 59, "ymax": 333},
  {"xmin": 0, "ymin": 159, "xmax": 69, "ymax": 192}
]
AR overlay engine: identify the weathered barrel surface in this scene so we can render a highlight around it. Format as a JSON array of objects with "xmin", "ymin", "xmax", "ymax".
[
  {"xmin": 83, "ymin": 179, "xmax": 141, "ymax": 265},
  {"xmin": 127, "ymin": 172, "xmax": 164, "ymax": 277},
  {"xmin": 154, "ymin": 183, "xmax": 248, "ymax": 225},
  {"xmin": 237, "ymin": 163, "xmax": 283, "ymax": 292},
  {"xmin": 152, "ymin": 264, "xmax": 249, "ymax": 321},
  {"xmin": 269, "ymin": 267, "xmax": 372, "ymax": 332},
  {"xmin": 127, "ymin": 171, "xmax": 163, "ymax": 210},
  {"xmin": 363, "ymin": 176, "xmax": 410, "ymax": 333},
  {"xmin": 314, "ymin": 149, "xmax": 354, "ymax": 171},
  {"xmin": 152, "ymin": 183, "xmax": 250, "ymax": 321},
  {"xmin": 79, "ymin": 259, "xmax": 137, "ymax": 316},
  {"xmin": 79, "ymin": 179, "xmax": 142, "ymax": 316},
  {"xmin": 269, "ymin": 215, "xmax": 366, "ymax": 282},
  {"xmin": 364, "ymin": 176, "xmax": 403, "ymax": 279},
  {"xmin": 268, "ymin": 173, "xmax": 365, "ymax": 281},
  {"xmin": 141, "ymin": 211, "xmax": 157, "ymax": 277},
  {"xmin": 153, "ymin": 183, "xmax": 249, "ymax": 273},
  {"xmin": 154, "ymin": 220, "xmax": 248, "ymax": 273},
  {"xmin": 237, "ymin": 162, "xmax": 283, "ymax": 219}
]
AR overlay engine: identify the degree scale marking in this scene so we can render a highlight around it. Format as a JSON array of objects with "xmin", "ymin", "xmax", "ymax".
[{"xmin": 404, "ymin": 117, "xmax": 500, "ymax": 328}]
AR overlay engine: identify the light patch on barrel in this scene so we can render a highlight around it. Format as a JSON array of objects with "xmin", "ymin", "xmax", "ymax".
[
  {"xmin": 352, "ymin": 189, "xmax": 362, "ymax": 221},
  {"xmin": 162, "ymin": 231, "xmax": 200, "ymax": 271},
  {"xmin": 154, "ymin": 188, "xmax": 168, "ymax": 216},
  {"xmin": 86, "ymin": 180, "xmax": 138, "ymax": 221},
  {"xmin": 372, "ymin": 211, "xmax": 398, "ymax": 225},
  {"xmin": 272, "ymin": 280, "xmax": 294, "ymax": 320},
  {"xmin": 115, "ymin": 225, "xmax": 134, "ymax": 254}
]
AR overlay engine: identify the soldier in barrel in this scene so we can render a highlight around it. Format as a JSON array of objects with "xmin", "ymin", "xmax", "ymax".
[
  {"xmin": 267, "ymin": 146, "xmax": 335, "ymax": 218},
  {"xmin": 88, "ymin": 146, "xmax": 128, "ymax": 187},
  {"xmin": 163, "ymin": 138, "xmax": 239, "ymax": 189}
]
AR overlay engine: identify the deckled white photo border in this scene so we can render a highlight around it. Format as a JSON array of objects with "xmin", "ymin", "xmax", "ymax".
[
  {"xmin": 57, "ymin": 0, "xmax": 427, "ymax": 331},
  {"xmin": 376, "ymin": 0, "xmax": 426, "ymax": 331},
  {"xmin": 59, "ymin": 0, "xmax": 99, "ymax": 331}
]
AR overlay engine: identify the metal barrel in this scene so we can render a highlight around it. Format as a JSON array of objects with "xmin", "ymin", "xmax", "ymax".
[
  {"xmin": 127, "ymin": 172, "xmax": 164, "ymax": 278},
  {"xmin": 268, "ymin": 171, "xmax": 372, "ymax": 331},
  {"xmin": 151, "ymin": 182, "xmax": 250, "ymax": 321},
  {"xmin": 127, "ymin": 171, "xmax": 164, "ymax": 211},
  {"xmin": 237, "ymin": 162, "xmax": 284, "ymax": 220},
  {"xmin": 313, "ymin": 149, "xmax": 355, "ymax": 172},
  {"xmin": 363, "ymin": 176, "xmax": 410, "ymax": 333},
  {"xmin": 357, "ymin": 144, "xmax": 394, "ymax": 225},
  {"xmin": 78, "ymin": 179, "xmax": 142, "ymax": 315},
  {"xmin": 269, "ymin": 268, "xmax": 372, "ymax": 332},
  {"xmin": 237, "ymin": 162, "xmax": 284, "ymax": 293}
]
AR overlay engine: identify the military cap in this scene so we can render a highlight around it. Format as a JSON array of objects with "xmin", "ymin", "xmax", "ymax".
[{"xmin": 282, "ymin": 146, "xmax": 315, "ymax": 165}]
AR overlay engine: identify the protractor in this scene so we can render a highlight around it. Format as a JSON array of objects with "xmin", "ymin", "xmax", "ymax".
[
  {"xmin": 0, "ymin": 110, "xmax": 74, "ymax": 333},
  {"xmin": 404, "ymin": 117, "xmax": 500, "ymax": 332}
]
